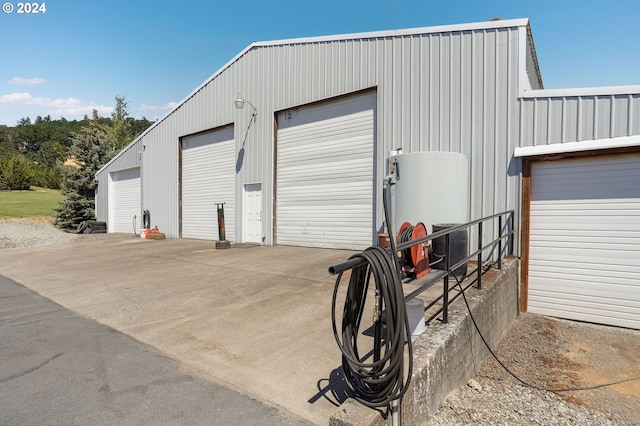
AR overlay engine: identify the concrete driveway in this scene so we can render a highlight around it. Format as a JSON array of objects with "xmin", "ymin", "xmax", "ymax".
[
  {"xmin": 0, "ymin": 235, "xmax": 356, "ymax": 425},
  {"xmin": 0, "ymin": 275, "xmax": 307, "ymax": 426}
]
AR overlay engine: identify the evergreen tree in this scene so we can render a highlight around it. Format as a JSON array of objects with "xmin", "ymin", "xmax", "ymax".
[
  {"xmin": 0, "ymin": 154, "xmax": 33, "ymax": 190},
  {"xmin": 106, "ymin": 95, "xmax": 134, "ymax": 152},
  {"xmin": 55, "ymin": 110, "xmax": 113, "ymax": 230}
]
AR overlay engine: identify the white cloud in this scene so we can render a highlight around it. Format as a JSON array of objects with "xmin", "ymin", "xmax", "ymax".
[
  {"xmin": 0, "ymin": 92, "xmax": 32, "ymax": 103},
  {"xmin": 9, "ymin": 77, "xmax": 46, "ymax": 86},
  {"xmin": 139, "ymin": 101, "xmax": 178, "ymax": 111},
  {"xmin": 0, "ymin": 91, "xmax": 112, "ymax": 118}
]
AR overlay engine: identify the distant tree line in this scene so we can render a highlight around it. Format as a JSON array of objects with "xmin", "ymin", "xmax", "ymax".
[
  {"xmin": 0, "ymin": 96, "xmax": 155, "ymax": 230},
  {"xmin": 0, "ymin": 96, "xmax": 153, "ymax": 192}
]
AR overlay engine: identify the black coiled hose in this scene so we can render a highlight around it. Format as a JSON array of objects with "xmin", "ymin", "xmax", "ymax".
[
  {"xmin": 331, "ymin": 246, "xmax": 413, "ymax": 409},
  {"xmin": 398, "ymin": 226, "xmax": 414, "ymax": 268}
]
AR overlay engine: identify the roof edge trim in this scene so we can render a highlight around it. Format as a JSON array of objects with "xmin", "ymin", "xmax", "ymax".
[
  {"xmin": 254, "ymin": 18, "xmax": 529, "ymax": 47},
  {"xmin": 521, "ymin": 86, "xmax": 640, "ymax": 98},
  {"xmin": 514, "ymin": 135, "xmax": 640, "ymax": 157}
]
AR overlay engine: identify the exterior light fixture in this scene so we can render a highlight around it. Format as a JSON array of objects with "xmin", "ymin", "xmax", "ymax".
[{"xmin": 234, "ymin": 93, "xmax": 257, "ymax": 117}]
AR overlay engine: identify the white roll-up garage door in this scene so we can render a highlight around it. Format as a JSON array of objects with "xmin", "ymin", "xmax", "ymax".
[
  {"xmin": 109, "ymin": 168, "xmax": 141, "ymax": 233},
  {"xmin": 276, "ymin": 91, "xmax": 376, "ymax": 250},
  {"xmin": 528, "ymin": 153, "xmax": 640, "ymax": 329},
  {"xmin": 181, "ymin": 126, "xmax": 235, "ymax": 241}
]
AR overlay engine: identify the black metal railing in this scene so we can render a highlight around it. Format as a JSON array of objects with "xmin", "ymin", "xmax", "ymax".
[{"xmin": 329, "ymin": 210, "xmax": 515, "ymax": 324}]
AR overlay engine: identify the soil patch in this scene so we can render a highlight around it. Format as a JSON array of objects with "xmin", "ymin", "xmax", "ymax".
[{"xmin": 481, "ymin": 314, "xmax": 640, "ymax": 424}]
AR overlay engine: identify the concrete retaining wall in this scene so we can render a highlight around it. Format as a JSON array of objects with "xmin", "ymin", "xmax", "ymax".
[{"xmin": 330, "ymin": 257, "xmax": 519, "ymax": 426}]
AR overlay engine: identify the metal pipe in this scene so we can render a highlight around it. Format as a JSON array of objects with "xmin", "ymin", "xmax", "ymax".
[
  {"xmin": 216, "ymin": 203, "xmax": 226, "ymax": 241},
  {"xmin": 442, "ymin": 233, "xmax": 450, "ymax": 323},
  {"xmin": 328, "ymin": 210, "xmax": 514, "ymax": 278},
  {"xmin": 498, "ymin": 215, "xmax": 503, "ymax": 270},
  {"xmin": 477, "ymin": 222, "xmax": 483, "ymax": 290},
  {"xmin": 391, "ymin": 399, "xmax": 400, "ymax": 425}
]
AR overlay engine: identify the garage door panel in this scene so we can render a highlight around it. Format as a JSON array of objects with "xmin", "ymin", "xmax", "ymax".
[
  {"xmin": 529, "ymin": 259, "xmax": 640, "ymax": 275},
  {"xmin": 530, "ymin": 289, "xmax": 640, "ymax": 312},
  {"xmin": 181, "ymin": 127, "xmax": 235, "ymax": 241},
  {"xmin": 530, "ymin": 268, "xmax": 638, "ymax": 286},
  {"xmin": 278, "ymin": 161, "xmax": 372, "ymax": 181},
  {"xmin": 110, "ymin": 168, "xmax": 141, "ymax": 233},
  {"xmin": 530, "ymin": 246, "xmax": 640, "ymax": 267},
  {"xmin": 276, "ymin": 92, "xmax": 375, "ymax": 250},
  {"xmin": 529, "ymin": 297, "xmax": 640, "ymax": 320},
  {"xmin": 528, "ymin": 153, "xmax": 640, "ymax": 329},
  {"xmin": 531, "ymin": 234, "xmax": 640, "ymax": 247},
  {"xmin": 529, "ymin": 302, "xmax": 640, "ymax": 329},
  {"xmin": 530, "ymin": 276, "xmax": 640, "ymax": 299}
]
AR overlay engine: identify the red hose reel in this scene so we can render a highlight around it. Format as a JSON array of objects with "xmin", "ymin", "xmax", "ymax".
[{"xmin": 396, "ymin": 221, "xmax": 430, "ymax": 279}]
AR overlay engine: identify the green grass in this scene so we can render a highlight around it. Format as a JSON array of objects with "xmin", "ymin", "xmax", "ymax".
[{"xmin": 0, "ymin": 187, "xmax": 63, "ymax": 219}]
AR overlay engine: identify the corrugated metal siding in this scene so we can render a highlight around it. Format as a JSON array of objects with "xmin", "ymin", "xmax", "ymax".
[
  {"xmin": 520, "ymin": 94, "xmax": 640, "ymax": 146},
  {"xmin": 97, "ymin": 22, "xmax": 526, "ymax": 251}
]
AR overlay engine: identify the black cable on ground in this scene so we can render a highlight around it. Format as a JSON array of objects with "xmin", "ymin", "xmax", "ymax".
[
  {"xmin": 331, "ymin": 245, "xmax": 413, "ymax": 408},
  {"xmin": 454, "ymin": 274, "xmax": 640, "ymax": 393}
]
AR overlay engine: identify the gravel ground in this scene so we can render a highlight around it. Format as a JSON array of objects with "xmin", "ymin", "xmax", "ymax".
[
  {"xmin": 2, "ymin": 219, "xmax": 639, "ymax": 425},
  {"xmin": 428, "ymin": 314, "xmax": 640, "ymax": 426},
  {"xmin": 0, "ymin": 218, "xmax": 125, "ymax": 250},
  {"xmin": 0, "ymin": 218, "xmax": 80, "ymax": 249}
]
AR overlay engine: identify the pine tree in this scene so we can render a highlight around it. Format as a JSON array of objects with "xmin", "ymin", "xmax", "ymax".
[
  {"xmin": 55, "ymin": 110, "xmax": 113, "ymax": 231},
  {"xmin": 106, "ymin": 95, "xmax": 134, "ymax": 152}
]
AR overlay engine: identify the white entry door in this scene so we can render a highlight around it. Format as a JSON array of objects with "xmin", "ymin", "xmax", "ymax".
[{"xmin": 244, "ymin": 183, "xmax": 262, "ymax": 243}]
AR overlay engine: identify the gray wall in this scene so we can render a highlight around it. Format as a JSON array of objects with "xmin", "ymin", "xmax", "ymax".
[
  {"xmin": 98, "ymin": 19, "xmax": 640, "ymax": 255},
  {"xmin": 519, "ymin": 92, "xmax": 640, "ymax": 145}
]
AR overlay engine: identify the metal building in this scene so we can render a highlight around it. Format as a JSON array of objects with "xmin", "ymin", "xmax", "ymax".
[{"xmin": 95, "ymin": 18, "xmax": 640, "ymax": 328}]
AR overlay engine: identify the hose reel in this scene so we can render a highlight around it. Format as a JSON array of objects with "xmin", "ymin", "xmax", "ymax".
[{"xmin": 396, "ymin": 221, "xmax": 430, "ymax": 279}]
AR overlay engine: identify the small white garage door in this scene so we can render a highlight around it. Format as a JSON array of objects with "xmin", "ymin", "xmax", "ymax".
[
  {"xmin": 181, "ymin": 126, "xmax": 235, "ymax": 241},
  {"xmin": 276, "ymin": 92, "xmax": 376, "ymax": 250},
  {"xmin": 109, "ymin": 168, "xmax": 141, "ymax": 233},
  {"xmin": 528, "ymin": 153, "xmax": 640, "ymax": 329}
]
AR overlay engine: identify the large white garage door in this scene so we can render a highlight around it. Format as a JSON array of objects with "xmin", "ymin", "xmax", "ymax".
[
  {"xmin": 181, "ymin": 126, "xmax": 235, "ymax": 241},
  {"xmin": 528, "ymin": 153, "xmax": 640, "ymax": 329},
  {"xmin": 276, "ymin": 92, "xmax": 376, "ymax": 250},
  {"xmin": 109, "ymin": 168, "xmax": 141, "ymax": 233}
]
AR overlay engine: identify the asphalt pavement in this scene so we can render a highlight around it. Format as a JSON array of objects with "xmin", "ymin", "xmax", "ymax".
[{"xmin": 0, "ymin": 274, "xmax": 308, "ymax": 426}]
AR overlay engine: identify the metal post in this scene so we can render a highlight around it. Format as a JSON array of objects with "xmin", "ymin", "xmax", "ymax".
[
  {"xmin": 391, "ymin": 399, "xmax": 400, "ymax": 425},
  {"xmin": 509, "ymin": 210, "xmax": 515, "ymax": 256},
  {"xmin": 215, "ymin": 203, "xmax": 231, "ymax": 249},
  {"xmin": 498, "ymin": 215, "xmax": 503, "ymax": 270},
  {"xmin": 373, "ymin": 291, "xmax": 382, "ymax": 363},
  {"xmin": 477, "ymin": 222, "xmax": 483, "ymax": 289},
  {"xmin": 442, "ymin": 233, "xmax": 450, "ymax": 323}
]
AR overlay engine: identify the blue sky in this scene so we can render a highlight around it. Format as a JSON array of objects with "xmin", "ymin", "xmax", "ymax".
[{"xmin": 1, "ymin": 0, "xmax": 639, "ymax": 126}]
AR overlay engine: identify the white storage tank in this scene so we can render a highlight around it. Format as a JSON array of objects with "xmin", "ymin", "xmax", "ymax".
[{"xmin": 390, "ymin": 151, "xmax": 469, "ymax": 233}]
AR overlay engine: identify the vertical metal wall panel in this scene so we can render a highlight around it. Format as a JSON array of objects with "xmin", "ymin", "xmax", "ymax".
[
  {"xmin": 520, "ymin": 93, "xmax": 640, "ymax": 147},
  {"xmin": 632, "ymin": 95, "xmax": 640, "ymax": 135}
]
